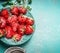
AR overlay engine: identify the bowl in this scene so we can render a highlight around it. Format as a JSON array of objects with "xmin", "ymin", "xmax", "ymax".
[
  {"xmin": 0, "ymin": 3, "xmax": 35, "ymax": 46},
  {"xmin": 4, "ymin": 47, "xmax": 25, "ymax": 53},
  {"xmin": 0, "ymin": 11, "xmax": 35, "ymax": 46}
]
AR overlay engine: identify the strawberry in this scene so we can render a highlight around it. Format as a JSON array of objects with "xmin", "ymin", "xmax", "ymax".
[
  {"xmin": 1, "ymin": 9, "xmax": 9, "ymax": 19},
  {"xmin": 18, "ymin": 25, "xmax": 25, "ymax": 35},
  {"xmin": 5, "ymin": 26, "xmax": 15, "ymax": 39},
  {"xmin": 12, "ymin": 33, "xmax": 22, "ymax": 41},
  {"xmin": 0, "ymin": 29, "xmax": 4, "ymax": 37},
  {"xmin": 25, "ymin": 25, "xmax": 34, "ymax": 35},
  {"xmin": 10, "ymin": 6, "xmax": 19, "ymax": 16},
  {"xmin": 18, "ymin": 15, "xmax": 26, "ymax": 24},
  {"xmin": 0, "ymin": 16, "xmax": 6, "ymax": 28},
  {"xmin": 11, "ymin": 22, "xmax": 19, "ymax": 32},
  {"xmin": 19, "ymin": 6, "xmax": 27, "ymax": 14},
  {"xmin": 26, "ymin": 18, "xmax": 34, "ymax": 25},
  {"xmin": 7, "ymin": 15, "xmax": 17, "ymax": 24}
]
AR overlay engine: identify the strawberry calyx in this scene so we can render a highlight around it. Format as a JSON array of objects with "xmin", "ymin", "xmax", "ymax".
[
  {"xmin": 0, "ymin": 29, "xmax": 5, "ymax": 37},
  {"xmin": 12, "ymin": 34, "xmax": 22, "ymax": 41},
  {"xmin": 0, "ymin": 33, "xmax": 3, "ymax": 37}
]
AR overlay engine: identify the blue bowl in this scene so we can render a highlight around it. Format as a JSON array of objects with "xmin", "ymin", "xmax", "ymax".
[{"xmin": 0, "ymin": 11, "xmax": 35, "ymax": 46}]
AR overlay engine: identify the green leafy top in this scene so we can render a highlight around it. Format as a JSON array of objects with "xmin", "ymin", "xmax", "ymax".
[
  {"xmin": 2, "ymin": 0, "xmax": 32, "ymax": 6},
  {"xmin": 2, "ymin": 0, "xmax": 32, "ymax": 11}
]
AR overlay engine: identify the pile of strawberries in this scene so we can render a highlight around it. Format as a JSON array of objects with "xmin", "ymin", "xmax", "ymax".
[{"xmin": 0, "ymin": 6, "xmax": 34, "ymax": 41}]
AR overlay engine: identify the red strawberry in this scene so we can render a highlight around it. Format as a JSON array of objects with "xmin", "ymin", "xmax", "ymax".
[
  {"xmin": 0, "ymin": 29, "xmax": 4, "ymax": 37},
  {"xmin": 7, "ymin": 15, "xmax": 17, "ymax": 24},
  {"xmin": 11, "ymin": 22, "xmax": 19, "ymax": 32},
  {"xmin": 18, "ymin": 15, "xmax": 26, "ymax": 24},
  {"xmin": 26, "ymin": 18, "xmax": 34, "ymax": 25},
  {"xmin": 1, "ymin": 9, "xmax": 9, "ymax": 19},
  {"xmin": 19, "ymin": 6, "xmax": 27, "ymax": 14},
  {"xmin": 10, "ymin": 6, "xmax": 19, "ymax": 16},
  {"xmin": 0, "ymin": 16, "xmax": 6, "ymax": 28},
  {"xmin": 18, "ymin": 25, "xmax": 25, "ymax": 35},
  {"xmin": 12, "ymin": 34, "xmax": 22, "ymax": 41},
  {"xmin": 5, "ymin": 26, "xmax": 15, "ymax": 39},
  {"xmin": 25, "ymin": 25, "xmax": 34, "ymax": 35}
]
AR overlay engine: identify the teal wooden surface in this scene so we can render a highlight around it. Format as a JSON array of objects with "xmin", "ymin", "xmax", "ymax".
[{"xmin": 0, "ymin": 0, "xmax": 60, "ymax": 53}]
